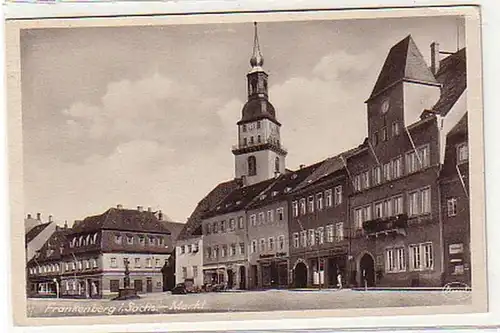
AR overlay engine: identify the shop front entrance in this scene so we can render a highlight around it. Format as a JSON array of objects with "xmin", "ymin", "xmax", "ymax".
[
  {"xmin": 294, "ymin": 262, "xmax": 308, "ymax": 288},
  {"xmin": 359, "ymin": 253, "xmax": 375, "ymax": 287}
]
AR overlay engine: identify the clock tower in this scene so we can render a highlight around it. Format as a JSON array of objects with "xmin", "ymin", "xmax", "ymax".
[{"xmin": 232, "ymin": 23, "xmax": 287, "ymax": 186}]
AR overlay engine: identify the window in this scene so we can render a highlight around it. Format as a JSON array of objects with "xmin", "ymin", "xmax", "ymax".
[
  {"xmin": 193, "ymin": 266, "xmax": 198, "ymax": 278},
  {"xmin": 457, "ymin": 142, "xmax": 468, "ymax": 163},
  {"xmin": 110, "ymin": 280, "xmax": 120, "ymax": 292},
  {"xmin": 231, "ymin": 244, "xmax": 237, "ymax": 256},
  {"xmin": 418, "ymin": 145, "xmax": 430, "ymax": 168},
  {"xmin": 409, "ymin": 187, "xmax": 431, "ymax": 216},
  {"xmin": 363, "ymin": 205, "xmax": 372, "ymax": 222},
  {"xmin": 182, "ymin": 267, "xmax": 187, "ymax": 279},
  {"xmin": 248, "ymin": 156, "xmax": 257, "ymax": 176},
  {"xmin": 221, "ymin": 245, "xmax": 227, "ymax": 258},
  {"xmin": 373, "ymin": 166, "xmax": 382, "ymax": 185},
  {"xmin": 206, "ymin": 247, "xmax": 212, "ymax": 259},
  {"xmin": 110, "ymin": 257, "xmax": 117, "ymax": 268},
  {"xmin": 238, "ymin": 216, "xmax": 244, "ymax": 229},
  {"xmin": 408, "ymin": 191, "xmax": 420, "ymax": 216},
  {"xmin": 354, "ymin": 208, "xmax": 363, "ymax": 230},
  {"xmin": 326, "ymin": 225, "xmax": 334, "ymax": 242},
  {"xmin": 276, "ymin": 208, "xmax": 284, "ymax": 221},
  {"xmin": 155, "ymin": 259, "xmax": 161, "ymax": 268},
  {"xmin": 299, "ymin": 198, "xmax": 307, "ymax": 215},
  {"xmin": 292, "ymin": 201, "xmax": 299, "ymax": 217},
  {"xmin": 394, "ymin": 196, "xmax": 403, "ymax": 215},
  {"xmin": 139, "ymin": 236, "xmax": 145, "ymax": 246},
  {"xmin": 275, "ymin": 157, "xmax": 280, "ymax": 173},
  {"xmin": 334, "ymin": 186, "xmax": 343, "ymax": 205},
  {"xmin": 335, "ymin": 222, "xmax": 344, "ymax": 241},
  {"xmin": 250, "ymin": 136, "xmax": 254, "ymax": 145},
  {"xmin": 353, "ymin": 175, "xmax": 361, "ymax": 191},
  {"xmin": 374, "ymin": 202, "xmax": 384, "ymax": 218},
  {"xmin": 317, "ymin": 227, "xmax": 324, "ymax": 244},
  {"xmin": 393, "ymin": 156, "xmax": 403, "ymax": 178},
  {"xmin": 268, "ymin": 237, "xmax": 274, "ymax": 251},
  {"xmin": 85, "ymin": 260, "xmax": 90, "ymax": 269},
  {"xmin": 180, "ymin": 245, "xmax": 185, "ymax": 254},
  {"xmin": 410, "ymin": 243, "xmax": 433, "ymax": 271},
  {"xmin": 257, "ymin": 120, "xmax": 261, "ymax": 129},
  {"xmin": 242, "ymin": 124, "xmax": 247, "ymax": 132},
  {"xmin": 243, "ymin": 137, "xmax": 248, "ymax": 146},
  {"xmin": 239, "ymin": 242, "xmax": 245, "ymax": 255},
  {"xmin": 308, "ymin": 229, "xmax": 315, "ymax": 246},
  {"xmin": 206, "ymin": 223, "xmax": 212, "ymax": 235},
  {"xmin": 392, "ymin": 122, "xmax": 400, "ymax": 136},
  {"xmin": 316, "ymin": 193, "xmax": 324, "ymax": 210},
  {"xmin": 372, "ymin": 131, "xmax": 379, "ymax": 146},
  {"xmin": 308, "ymin": 196, "xmax": 315, "ymax": 213},
  {"xmin": 220, "ymin": 220, "xmax": 226, "ymax": 232},
  {"xmin": 260, "ymin": 239, "xmax": 266, "ymax": 252},
  {"xmin": 258, "ymin": 212, "xmax": 265, "ymax": 224},
  {"xmin": 267, "ymin": 210, "xmax": 274, "ymax": 223},
  {"xmin": 300, "ymin": 231, "xmax": 307, "ymax": 247},
  {"xmin": 127, "ymin": 235, "xmax": 134, "ymax": 245},
  {"xmin": 293, "ymin": 233, "xmax": 300, "ymax": 248},
  {"xmin": 250, "ymin": 214, "xmax": 257, "ymax": 226},
  {"xmin": 114, "ymin": 234, "xmax": 122, "ymax": 244},
  {"xmin": 229, "ymin": 218, "xmax": 236, "ymax": 231},
  {"xmin": 278, "ymin": 235, "xmax": 285, "ymax": 251},
  {"xmin": 421, "ymin": 187, "xmax": 431, "ymax": 214},
  {"xmin": 386, "ymin": 247, "xmax": 406, "ymax": 272},
  {"xmin": 447, "ymin": 198, "xmax": 458, "ymax": 217},
  {"xmin": 251, "ymin": 240, "xmax": 257, "ymax": 253},
  {"xmin": 382, "ymin": 127, "xmax": 388, "ymax": 141},
  {"xmin": 135, "ymin": 258, "xmax": 141, "ymax": 268},
  {"xmin": 213, "ymin": 246, "xmax": 219, "ymax": 259},
  {"xmin": 383, "ymin": 162, "xmax": 392, "ymax": 181},
  {"xmin": 257, "ymin": 135, "xmax": 261, "ymax": 143},
  {"xmin": 187, "ymin": 244, "xmax": 192, "ymax": 253},
  {"xmin": 213, "ymin": 221, "xmax": 219, "ymax": 233},
  {"xmin": 361, "ymin": 171, "xmax": 370, "ymax": 189},
  {"xmin": 148, "ymin": 236, "xmax": 155, "ymax": 246},
  {"xmin": 325, "ymin": 189, "xmax": 333, "ymax": 207},
  {"xmin": 146, "ymin": 258, "xmax": 152, "ymax": 268}
]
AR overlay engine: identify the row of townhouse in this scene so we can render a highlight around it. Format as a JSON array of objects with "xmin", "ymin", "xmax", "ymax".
[
  {"xmin": 26, "ymin": 205, "xmax": 184, "ymax": 298},
  {"xmin": 175, "ymin": 31, "xmax": 470, "ymax": 290}
]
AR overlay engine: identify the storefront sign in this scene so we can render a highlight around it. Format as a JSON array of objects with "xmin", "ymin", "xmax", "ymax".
[{"xmin": 259, "ymin": 254, "xmax": 275, "ymax": 259}]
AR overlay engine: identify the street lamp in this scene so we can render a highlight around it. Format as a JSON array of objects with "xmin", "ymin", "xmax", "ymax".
[{"xmin": 52, "ymin": 278, "xmax": 59, "ymax": 298}]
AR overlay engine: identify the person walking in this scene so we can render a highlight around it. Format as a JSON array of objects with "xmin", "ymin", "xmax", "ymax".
[{"xmin": 337, "ymin": 272, "xmax": 343, "ymax": 290}]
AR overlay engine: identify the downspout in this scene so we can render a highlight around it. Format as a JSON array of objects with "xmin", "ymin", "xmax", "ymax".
[{"xmin": 437, "ymin": 164, "xmax": 445, "ymax": 286}]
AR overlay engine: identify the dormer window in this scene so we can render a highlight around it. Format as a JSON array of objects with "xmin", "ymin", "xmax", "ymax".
[
  {"xmin": 242, "ymin": 124, "xmax": 247, "ymax": 133},
  {"xmin": 457, "ymin": 142, "xmax": 468, "ymax": 163}
]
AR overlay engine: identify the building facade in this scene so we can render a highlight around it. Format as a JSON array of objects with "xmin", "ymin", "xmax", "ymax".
[{"xmin": 175, "ymin": 236, "xmax": 204, "ymax": 286}]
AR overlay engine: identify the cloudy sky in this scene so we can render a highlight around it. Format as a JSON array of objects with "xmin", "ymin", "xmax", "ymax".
[{"xmin": 21, "ymin": 15, "xmax": 465, "ymax": 225}]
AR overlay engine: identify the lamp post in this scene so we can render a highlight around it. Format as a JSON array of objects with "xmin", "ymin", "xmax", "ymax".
[{"xmin": 52, "ymin": 278, "xmax": 59, "ymax": 298}]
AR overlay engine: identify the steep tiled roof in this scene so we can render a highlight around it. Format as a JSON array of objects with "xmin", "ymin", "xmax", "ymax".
[
  {"xmin": 69, "ymin": 208, "xmax": 171, "ymax": 235},
  {"xmin": 204, "ymin": 178, "xmax": 276, "ymax": 218},
  {"xmin": 432, "ymin": 48, "xmax": 466, "ymax": 116},
  {"xmin": 27, "ymin": 227, "xmax": 71, "ymax": 265},
  {"xmin": 25, "ymin": 222, "xmax": 52, "ymax": 244},
  {"xmin": 246, "ymin": 162, "xmax": 324, "ymax": 209},
  {"xmin": 161, "ymin": 221, "xmax": 185, "ymax": 242},
  {"xmin": 177, "ymin": 179, "xmax": 241, "ymax": 240},
  {"xmin": 369, "ymin": 35, "xmax": 438, "ymax": 101}
]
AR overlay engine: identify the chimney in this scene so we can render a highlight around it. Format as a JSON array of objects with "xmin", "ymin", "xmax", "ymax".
[
  {"xmin": 48, "ymin": 215, "xmax": 53, "ymax": 223},
  {"xmin": 299, "ymin": 164, "xmax": 305, "ymax": 169},
  {"xmin": 64, "ymin": 220, "xmax": 68, "ymax": 229},
  {"xmin": 36, "ymin": 213, "xmax": 41, "ymax": 221},
  {"xmin": 158, "ymin": 210, "xmax": 163, "ymax": 221},
  {"xmin": 147, "ymin": 207, "xmax": 152, "ymax": 213},
  {"xmin": 137, "ymin": 206, "xmax": 143, "ymax": 212},
  {"xmin": 117, "ymin": 204, "xmax": 123, "ymax": 209},
  {"xmin": 430, "ymin": 42, "xmax": 440, "ymax": 75},
  {"xmin": 27, "ymin": 214, "xmax": 32, "ymax": 219}
]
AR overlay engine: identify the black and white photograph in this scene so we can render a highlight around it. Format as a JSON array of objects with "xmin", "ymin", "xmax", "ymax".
[{"xmin": 5, "ymin": 5, "xmax": 487, "ymax": 326}]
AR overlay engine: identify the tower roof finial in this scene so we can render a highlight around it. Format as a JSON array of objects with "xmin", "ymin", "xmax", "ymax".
[{"xmin": 250, "ymin": 22, "xmax": 264, "ymax": 68}]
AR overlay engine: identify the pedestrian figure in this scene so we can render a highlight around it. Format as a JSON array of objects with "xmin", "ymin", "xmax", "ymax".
[{"xmin": 337, "ymin": 272, "xmax": 343, "ymax": 289}]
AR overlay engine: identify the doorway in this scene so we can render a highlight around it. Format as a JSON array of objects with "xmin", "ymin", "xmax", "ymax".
[
  {"xmin": 227, "ymin": 270, "xmax": 234, "ymax": 289},
  {"xmin": 239, "ymin": 266, "xmax": 246, "ymax": 290},
  {"xmin": 294, "ymin": 262, "xmax": 308, "ymax": 288},
  {"xmin": 146, "ymin": 277, "xmax": 153, "ymax": 293},
  {"xmin": 359, "ymin": 253, "xmax": 375, "ymax": 287}
]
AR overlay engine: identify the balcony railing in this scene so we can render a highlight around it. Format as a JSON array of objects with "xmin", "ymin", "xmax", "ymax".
[
  {"xmin": 232, "ymin": 138, "xmax": 287, "ymax": 153},
  {"xmin": 362, "ymin": 213, "xmax": 408, "ymax": 236}
]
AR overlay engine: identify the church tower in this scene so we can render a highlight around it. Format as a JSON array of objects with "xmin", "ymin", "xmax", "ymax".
[{"xmin": 232, "ymin": 23, "xmax": 287, "ymax": 186}]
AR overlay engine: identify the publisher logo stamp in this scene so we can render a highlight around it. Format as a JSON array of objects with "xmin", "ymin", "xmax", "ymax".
[{"xmin": 442, "ymin": 282, "xmax": 471, "ymax": 301}]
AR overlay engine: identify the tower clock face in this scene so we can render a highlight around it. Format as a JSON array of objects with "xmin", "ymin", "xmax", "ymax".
[{"xmin": 381, "ymin": 99, "xmax": 390, "ymax": 114}]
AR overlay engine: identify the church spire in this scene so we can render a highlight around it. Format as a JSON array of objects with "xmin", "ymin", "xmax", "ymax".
[{"xmin": 250, "ymin": 22, "xmax": 264, "ymax": 70}]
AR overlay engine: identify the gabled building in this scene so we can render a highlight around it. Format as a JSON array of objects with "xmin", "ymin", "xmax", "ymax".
[
  {"xmin": 25, "ymin": 213, "xmax": 57, "ymax": 263},
  {"xmin": 245, "ymin": 161, "xmax": 323, "ymax": 289},
  {"xmin": 201, "ymin": 178, "xmax": 276, "ymax": 289},
  {"xmin": 345, "ymin": 36, "xmax": 467, "ymax": 288}
]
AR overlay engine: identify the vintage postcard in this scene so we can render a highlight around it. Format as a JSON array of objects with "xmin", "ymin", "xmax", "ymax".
[{"xmin": 5, "ymin": 5, "xmax": 487, "ymax": 328}]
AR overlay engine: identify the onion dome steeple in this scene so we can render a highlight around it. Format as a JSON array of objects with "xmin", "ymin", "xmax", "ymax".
[{"xmin": 250, "ymin": 22, "xmax": 264, "ymax": 70}]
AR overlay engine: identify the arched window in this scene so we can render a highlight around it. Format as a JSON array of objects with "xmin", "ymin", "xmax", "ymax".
[
  {"xmin": 248, "ymin": 156, "xmax": 257, "ymax": 176},
  {"xmin": 275, "ymin": 157, "xmax": 280, "ymax": 173}
]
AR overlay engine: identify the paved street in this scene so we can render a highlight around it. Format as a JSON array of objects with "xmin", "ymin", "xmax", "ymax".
[{"xmin": 27, "ymin": 289, "xmax": 471, "ymax": 317}]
